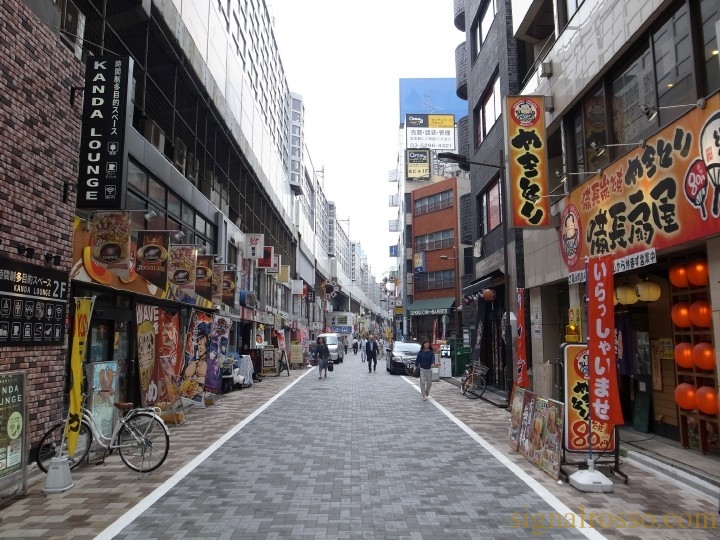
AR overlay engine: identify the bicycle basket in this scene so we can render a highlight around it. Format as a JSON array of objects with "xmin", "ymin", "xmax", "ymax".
[{"xmin": 474, "ymin": 363, "xmax": 490, "ymax": 376}]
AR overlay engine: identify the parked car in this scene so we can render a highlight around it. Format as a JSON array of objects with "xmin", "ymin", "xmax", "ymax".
[
  {"xmin": 317, "ymin": 333, "xmax": 344, "ymax": 363},
  {"xmin": 386, "ymin": 341, "xmax": 421, "ymax": 374}
]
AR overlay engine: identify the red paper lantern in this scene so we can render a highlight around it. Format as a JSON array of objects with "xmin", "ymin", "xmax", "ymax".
[
  {"xmin": 675, "ymin": 383, "xmax": 696, "ymax": 410},
  {"xmin": 693, "ymin": 342, "xmax": 716, "ymax": 371},
  {"xmin": 482, "ymin": 289, "xmax": 496, "ymax": 302},
  {"xmin": 669, "ymin": 265, "xmax": 689, "ymax": 288},
  {"xmin": 671, "ymin": 302, "xmax": 691, "ymax": 328},
  {"xmin": 687, "ymin": 260, "xmax": 708, "ymax": 287},
  {"xmin": 689, "ymin": 300, "xmax": 711, "ymax": 328},
  {"xmin": 696, "ymin": 386, "xmax": 719, "ymax": 415},
  {"xmin": 674, "ymin": 342, "xmax": 694, "ymax": 368}
]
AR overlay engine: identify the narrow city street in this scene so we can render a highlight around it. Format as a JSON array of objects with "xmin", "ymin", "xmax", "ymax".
[{"xmin": 2, "ymin": 355, "xmax": 719, "ymax": 539}]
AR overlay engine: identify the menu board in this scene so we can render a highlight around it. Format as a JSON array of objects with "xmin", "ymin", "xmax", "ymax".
[
  {"xmin": 517, "ymin": 390, "xmax": 537, "ymax": 461},
  {"xmin": 0, "ymin": 257, "xmax": 69, "ymax": 345},
  {"xmin": 508, "ymin": 387, "xmax": 526, "ymax": 451}
]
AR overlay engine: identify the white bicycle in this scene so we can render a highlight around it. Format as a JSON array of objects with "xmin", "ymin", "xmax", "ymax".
[{"xmin": 36, "ymin": 390, "xmax": 170, "ymax": 474}]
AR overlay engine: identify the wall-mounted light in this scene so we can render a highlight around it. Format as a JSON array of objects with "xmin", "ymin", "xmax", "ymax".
[
  {"xmin": 543, "ymin": 95, "xmax": 554, "ymax": 112},
  {"xmin": 216, "ymin": 263, "xmax": 237, "ymax": 271},
  {"xmin": 172, "ymin": 230, "xmax": 185, "ymax": 242},
  {"xmin": 16, "ymin": 244, "xmax": 35, "ymax": 258},
  {"xmin": 590, "ymin": 140, "xmax": 646, "ymax": 158},
  {"xmin": 639, "ymin": 98, "xmax": 706, "ymax": 122},
  {"xmin": 44, "ymin": 252, "xmax": 62, "ymax": 265}
]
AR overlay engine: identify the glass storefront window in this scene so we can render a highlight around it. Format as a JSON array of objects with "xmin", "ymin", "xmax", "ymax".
[
  {"xmin": 583, "ymin": 86, "xmax": 609, "ymax": 169},
  {"xmin": 128, "ymin": 162, "xmax": 148, "ymax": 193},
  {"xmin": 611, "ymin": 48, "xmax": 656, "ymax": 146},
  {"xmin": 148, "ymin": 178, "xmax": 166, "ymax": 207},
  {"xmin": 89, "ymin": 324, "xmax": 111, "ymax": 362},
  {"xmin": 653, "ymin": 4, "xmax": 693, "ymax": 122},
  {"xmin": 699, "ymin": 0, "xmax": 719, "ymax": 94}
]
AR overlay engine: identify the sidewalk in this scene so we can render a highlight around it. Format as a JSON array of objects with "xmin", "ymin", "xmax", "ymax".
[{"xmin": 1, "ymin": 369, "xmax": 719, "ymax": 539}]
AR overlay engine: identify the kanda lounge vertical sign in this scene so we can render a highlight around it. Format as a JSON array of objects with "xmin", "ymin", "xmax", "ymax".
[{"xmin": 77, "ymin": 56, "xmax": 134, "ymax": 210}]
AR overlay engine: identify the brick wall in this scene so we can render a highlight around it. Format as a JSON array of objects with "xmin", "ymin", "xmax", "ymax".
[{"xmin": 0, "ymin": 0, "xmax": 84, "ymax": 444}]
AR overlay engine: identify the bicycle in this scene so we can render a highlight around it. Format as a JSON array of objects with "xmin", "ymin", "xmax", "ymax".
[
  {"xmin": 36, "ymin": 390, "xmax": 170, "ymax": 474},
  {"xmin": 460, "ymin": 362, "xmax": 488, "ymax": 399},
  {"xmin": 404, "ymin": 358, "xmax": 418, "ymax": 377}
]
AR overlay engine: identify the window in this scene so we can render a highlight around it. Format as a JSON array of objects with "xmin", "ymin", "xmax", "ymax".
[
  {"xmin": 653, "ymin": 4, "xmax": 693, "ymax": 119},
  {"xmin": 470, "ymin": 0, "xmax": 497, "ymax": 59},
  {"xmin": 700, "ymin": 0, "xmax": 720, "ymax": 93},
  {"xmin": 474, "ymin": 74, "xmax": 501, "ymax": 149},
  {"xmin": 482, "ymin": 76, "xmax": 502, "ymax": 138},
  {"xmin": 415, "ymin": 230, "xmax": 455, "ymax": 252},
  {"xmin": 611, "ymin": 48, "xmax": 656, "ymax": 146},
  {"xmin": 481, "ymin": 180, "xmax": 502, "ymax": 235},
  {"xmin": 414, "ymin": 270, "xmax": 456, "ymax": 291},
  {"xmin": 561, "ymin": 0, "xmax": 584, "ymax": 28},
  {"xmin": 414, "ymin": 190, "xmax": 453, "ymax": 215}
]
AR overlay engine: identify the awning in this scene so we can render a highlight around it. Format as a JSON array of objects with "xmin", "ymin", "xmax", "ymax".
[
  {"xmin": 408, "ymin": 297, "xmax": 455, "ymax": 315},
  {"xmin": 462, "ymin": 270, "xmax": 505, "ymax": 297}
]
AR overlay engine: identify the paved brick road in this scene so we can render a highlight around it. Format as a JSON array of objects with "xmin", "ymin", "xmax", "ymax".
[{"xmin": 1, "ymin": 356, "xmax": 718, "ymax": 539}]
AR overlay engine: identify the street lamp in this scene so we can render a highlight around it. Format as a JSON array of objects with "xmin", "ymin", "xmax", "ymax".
[{"xmin": 438, "ymin": 151, "xmax": 514, "ymax": 396}]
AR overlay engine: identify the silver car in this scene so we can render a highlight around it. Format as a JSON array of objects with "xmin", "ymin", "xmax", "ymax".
[{"xmin": 318, "ymin": 333, "xmax": 344, "ymax": 363}]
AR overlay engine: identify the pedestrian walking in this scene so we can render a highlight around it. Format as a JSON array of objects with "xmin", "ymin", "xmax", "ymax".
[
  {"xmin": 342, "ymin": 335, "xmax": 349, "ymax": 355},
  {"xmin": 366, "ymin": 335, "xmax": 380, "ymax": 373},
  {"xmin": 352, "ymin": 337, "xmax": 359, "ymax": 355},
  {"xmin": 415, "ymin": 339, "xmax": 435, "ymax": 400},
  {"xmin": 316, "ymin": 337, "xmax": 330, "ymax": 379},
  {"xmin": 359, "ymin": 336, "xmax": 367, "ymax": 362}
]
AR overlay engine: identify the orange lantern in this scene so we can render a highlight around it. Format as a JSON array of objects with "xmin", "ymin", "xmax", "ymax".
[
  {"xmin": 671, "ymin": 302, "xmax": 691, "ymax": 328},
  {"xmin": 687, "ymin": 260, "xmax": 708, "ymax": 286},
  {"xmin": 669, "ymin": 265, "xmax": 689, "ymax": 288},
  {"xmin": 689, "ymin": 300, "xmax": 711, "ymax": 328},
  {"xmin": 675, "ymin": 342, "xmax": 694, "ymax": 368},
  {"xmin": 693, "ymin": 342, "xmax": 716, "ymax": 371},
  {"xmin": 695, "ymin": 386, "xmax": 719, "ymax": 415},
  {"xmin": 674, "ymin": 383, "xmax": 696, "ymax": 410},
  {"xmin": 482, "ymin": 289, "xmax": 496, "ymax": 302}
]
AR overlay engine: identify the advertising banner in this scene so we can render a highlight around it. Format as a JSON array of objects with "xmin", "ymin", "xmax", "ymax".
[
  {"xmin": 90, "ymin": 211, "xmax": 132, "ymax": 281},
  {"xmin": 68, "ymin": 297, "xmax": 94, "ymax": 454},
  {"xmin": 267, "ymin": 254, "xmax": 280, "ymax": 274},
  {"xmin": 406, "ymin": 149, "xmax": 431, "ymax": 178},
  {"xmin": 0, "ymin": 256, "xmax": 69, "ymax": 346},
  {"xmin": 168, "ymin": 245, "xmax": 197, "ymax": 301},
  {"xmin": 135, "ymin": 303, "xmax": 159, "ymax": 406},
  {"xmin": 563, "ymin": 343, "xmax": 616, "ymax": 452},
  {"xmin": 561, "ymin": 93, "xmax": 720, "ymax": 274},
  {"xmin": 88, "ymin": 361, "xmax": 117, "ymax": 439},
  {"xmin": 136, "ymin": 231, "xmax": 169, "ymax": 290},
  {"xmin": 257, "ymin": 246, "xmax": 274, "ymax": 269},
  {"xmin": 212, "ymin": 264, "xmax": 223, "ymax": 304},
  {"xmin": 529, "ymin": 397, "xmax": 564, "ymax": 479},
  {"xmin": 505, "ymin": 96, "xmax": 552, "ymax": 228},
  {"xmin": 587, "ymin": 255, "xmax": 623, "ymax": 425},
  {"xmin": 180, "ymin": 310, "xmax": 214, "ymax": 400},
  {"xmin": 206, "ymin": 315, "xmax": 231, "ymax": 395},
  {"xmin": 76, "ymin": 56, "xmax": 133, "ymax": 209},
  {"xmin": 405, "ymin": 114, "xmax": 455, "ymax": 149},
  {"xmin": 222, "ymin": 271, "xmax": 236, "ymax": 307},
  {"xmin": 157, "ymin": 308, "xmax": 182, "ymax": 406},
  {"xmin": 508, "ymin": 386, "xmax": 525, "ymax": 451},
  {"xmin": 517, "ymin": 388, "xmax": 536, "ymax": 461},
  {"xmin": 194, "ymin": 255, "xmax": 214, "ymax": 302},
  {"xmin": 0, "ymin": 371, "xmax": 25, "ymax": 480},
  {"xmin": 413, "ymin": 251, "xmax": 425, "ymax": 273},
  {"xmin": 516, "ymin": 288, "xmax": 528, "ymax": 388},
  {"xmin": 246, "ymin": 233, "xmax": 264, "ymax": 259}
]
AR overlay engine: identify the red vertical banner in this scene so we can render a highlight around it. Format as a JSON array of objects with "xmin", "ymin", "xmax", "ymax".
[
  {"xmin": 587, "ymin": 255, "xmax": 624, "ymax": 425},
  {"xmin": 516, "ymin": 288, "xmax": 528, "ymax": 388}
]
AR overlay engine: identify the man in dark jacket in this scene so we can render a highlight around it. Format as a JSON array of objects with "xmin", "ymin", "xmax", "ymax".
[{"xmin": 366, "ymin": 334, "xmax": 380, "ymax": 373}]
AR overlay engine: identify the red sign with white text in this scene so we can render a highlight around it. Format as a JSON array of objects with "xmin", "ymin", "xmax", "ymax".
[
  {"xmin": 587, "ymin": 255, "xmax": 623, "ymax": 426},
  {"xmin": 516, "ymin": 288, "xmax": 528, "ymax": 388}
]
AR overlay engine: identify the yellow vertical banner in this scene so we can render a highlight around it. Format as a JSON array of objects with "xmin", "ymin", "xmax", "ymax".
[{"xmin": 67, "ymin": 297, "xmax": 95, "ymax": 454}]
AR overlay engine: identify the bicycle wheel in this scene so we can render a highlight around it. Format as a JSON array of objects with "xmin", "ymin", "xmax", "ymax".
[
  {"xmin": 405, "ymin": 360, "xmax": 416, "ymax": 377},
  {"xmin": 460, "ymin": 372, "xmax": 469, "ymax": 395},
  {"xmin": 465, "ymin": 376, "xmax": 486, "ymax": 399},
  {"xmin": 36, "ymin": 421, "xmax": 93, "ymax": 473},
  {"xmin": 117, "ymin": 412, "xmax": 169, "ymax": 473}
]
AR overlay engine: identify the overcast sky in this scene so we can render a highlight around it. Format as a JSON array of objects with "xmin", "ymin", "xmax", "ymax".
[{"xmin": 269, "ymin": 0, "xmax": 463, "ymax": 278}]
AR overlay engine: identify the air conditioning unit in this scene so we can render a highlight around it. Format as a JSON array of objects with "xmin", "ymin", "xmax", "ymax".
[
  {"xmin": 138, "ymin": 118, "xmax": 166, "ymax": 154},
  {"xmin": 61, "ymin": 1, "xmax": 86, "ymax": 60},
  {"xmin": 173, "ymin": 137, "xmax": 187, "ymax": 175}
]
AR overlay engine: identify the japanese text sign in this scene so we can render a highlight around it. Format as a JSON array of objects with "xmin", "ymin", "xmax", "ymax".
[
  {"xmin": 505, "ymin": 96, "xmax": 551, "ymax": 228},
  {"xmin": 560, "ymin": 94, "xmax": 720, "ymax": 273},
  {"xmin": 246, "ymin": 233, "xmax": 264, "ymax": 260},
  {"xmin": 587, "ymin": 255, "xmax": 623, "ymax": 425}
]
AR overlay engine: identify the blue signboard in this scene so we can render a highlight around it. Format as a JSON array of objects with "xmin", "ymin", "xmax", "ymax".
[{"xmin": 329, "ymin": 326, "xmax": 353, "ymax": 334}]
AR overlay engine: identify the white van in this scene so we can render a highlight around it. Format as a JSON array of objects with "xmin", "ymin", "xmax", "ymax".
[{"xmin": 318, "ymin": 333, "xmax": 344, "ymax": 363}]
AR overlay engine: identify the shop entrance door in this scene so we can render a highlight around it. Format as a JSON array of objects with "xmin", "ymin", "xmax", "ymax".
[{"xmin": 87, "ymin": 312, "xmax": 132, "ymax": 402}]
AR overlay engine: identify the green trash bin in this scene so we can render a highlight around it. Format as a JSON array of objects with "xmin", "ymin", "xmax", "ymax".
[{"xmin": 454, "ymin": 347, "xmax": 471, "ymax": 377}]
